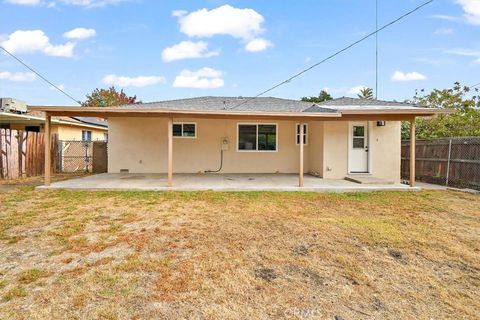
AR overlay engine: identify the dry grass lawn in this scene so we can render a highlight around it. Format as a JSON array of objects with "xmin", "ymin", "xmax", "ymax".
[{"xmin": 0, "ymin": 187, "xmax": 478, "ymax": 319}]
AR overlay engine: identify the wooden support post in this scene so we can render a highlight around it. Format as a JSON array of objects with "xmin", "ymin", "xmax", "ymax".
[
  {"xmin": 44, "ymin": 113, "xmax": 51, "ymax": 186},
  {"xmin": 410, "ymin": 117, "xmax": 416, "ymax": 187},
  {"xmin": 167, "ymin": 116, "xmax": 173, "ymax": 187},
  {"xmin": 299, "ymin": 122, "xmax": 304, "ymax": 187}
]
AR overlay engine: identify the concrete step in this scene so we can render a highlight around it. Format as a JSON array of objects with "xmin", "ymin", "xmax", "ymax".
[{"xmin": 345, "ymin": 175, "xmax": 395, "ymax": 185}]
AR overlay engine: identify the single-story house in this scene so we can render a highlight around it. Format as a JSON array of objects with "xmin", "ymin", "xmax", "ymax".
[{"xmin": 30, "ymin": 96, "xmax": 449, "ymax": 189}]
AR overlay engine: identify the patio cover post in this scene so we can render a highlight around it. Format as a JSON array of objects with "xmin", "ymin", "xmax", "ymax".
[
  {"xmin": 167, "ymin": 116, "xmax": 173, "ymax": 187},
  {"xmin": 44, "ymin": 112, "xmax": 51, "ymax": 186},
  {"xmin": 299, "ymin": 122, "xmax": 304, "ymax": 187},
  {"xmin": 410, "ymin": 117, "xmax": 416, "ymax": 187}
]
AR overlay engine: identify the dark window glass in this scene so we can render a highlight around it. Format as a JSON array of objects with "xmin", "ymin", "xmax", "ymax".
[
  {"xmin": 353, "ymin": 126, "xmax": 365, "ymax": 137},
  {"xmin": 296, "ymin": 124, "xmax": 307, "ymax": 144},
  {"xmin": 258, "ymin": 125, "xmax": 276, "ymax": 150},
  {"xmin": 173, "ymin": 124, "xmax": 182, "ymax": 136},
  {"xmin": 353, "ymin": 137, "xmax": 365, "ymax": 148},
  {"xmin": 182, "ymin": 124, "xmax": 196, "ymax": 137},
  {"xmin": 238, "ymin": 125, "xmax": 257, "ymax": 150},
  {"xmin": 25, "ymin": 126, "xmax": 40, "ymax": 132}
]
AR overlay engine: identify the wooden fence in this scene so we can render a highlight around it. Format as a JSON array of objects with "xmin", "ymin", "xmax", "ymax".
[
  {"xmin": 402, "ymin": 137, "xmax": 480, "ymax": 190},
  {"xmin": 0, "ymin": 129, "xmax": 58, "ymax": 180}
]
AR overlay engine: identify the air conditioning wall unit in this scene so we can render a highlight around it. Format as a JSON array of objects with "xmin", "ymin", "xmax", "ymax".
[{"xmin": 0, "ymin": 98, "xmax": 28, "ymax": 113}]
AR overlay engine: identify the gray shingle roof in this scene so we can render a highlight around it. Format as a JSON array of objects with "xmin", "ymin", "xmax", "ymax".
[
  {"xmin": 311, "ymin": 97, "xmax": 423, "ymax": 110},
  {"xmin": 118, "ymin": 96, "xmax": 423, "ymax": 113},
  {"xmin": 119, "ymin": 96, "xmax": 336, "ymax": 113},
  {"xmin": 72, "ymin": 117, "xmax": 108, "ymax": 127}
]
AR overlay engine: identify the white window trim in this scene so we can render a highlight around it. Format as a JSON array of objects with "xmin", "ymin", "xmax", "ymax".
[
  {"xmin": 173, "ymin": 122, "xmax": 197, "ymax": 139},
  {"xmin": 236, "ymin": 123, "xmax": 278, "ymax": 153},
  {"xmin": 295, "ymin": 123, "xmax": 308, "ymax": 146}
]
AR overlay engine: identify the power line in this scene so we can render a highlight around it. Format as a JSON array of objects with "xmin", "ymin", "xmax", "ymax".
[
  {"xmin": 229, "ymin": 0, "xmax": 434, "ymax": 110},
  {"xmin": 0, "ymin": 46, "xmax": 81, "ymax": 105},
  {"xmin": 471, "ymin": 82, "xmax": 480, "ymax": 89}
]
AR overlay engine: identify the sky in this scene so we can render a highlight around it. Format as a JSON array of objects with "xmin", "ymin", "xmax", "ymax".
[{"xmin": 0, "ymin": 0, "xmax": 479, "ymax": 106}]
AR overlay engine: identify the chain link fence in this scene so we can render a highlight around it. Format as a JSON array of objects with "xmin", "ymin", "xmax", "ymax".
[
  {"xmin": 57, "ymin": 140, "xmax": 108, "ymax": 174},
  {"xmin": 402, "ymin": 137, "xmax": 480, "ymax": 190}
]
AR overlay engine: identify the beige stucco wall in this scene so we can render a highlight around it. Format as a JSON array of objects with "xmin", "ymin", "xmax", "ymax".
[
  {"xmin": 108, "ymin": 117, "xmax": 312, "ymax": 174},
  {"xmin": 322, "ymin": 121, "xmax": 401, "ymax": 183},
  {"xmin": 55, "ymin": 124, "xmax": 106, "ymax": 141},
  {"xmin": 307, "ymin": 121, "xmax": 324, "ymax": 176},
  {"xmin": 108, "ymin": 117, "xmax": 401, "ymax": 182}
]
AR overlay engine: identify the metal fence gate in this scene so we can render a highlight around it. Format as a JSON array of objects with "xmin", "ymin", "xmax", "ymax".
[
  {"xmin": 402, "ymin": 137, "xmax": 480, "ymax": 190},
  {"xmin": 58, "ymin": 140, "xmax": 108, "ymax": 174}
]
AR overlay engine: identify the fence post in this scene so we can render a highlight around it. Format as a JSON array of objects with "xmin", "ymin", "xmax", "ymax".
[{"xmin": 446, "ymin": 138, "xmax": 452, "ymax": 186}]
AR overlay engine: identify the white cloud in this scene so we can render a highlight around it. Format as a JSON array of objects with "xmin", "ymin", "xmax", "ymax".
[
  {"xmin": 1, "ymin": 30, "xmax": 75, "ymax": 57},
  {"xmin": 446, "ymin": 48, "xmax": 480, "ymax": 64},
  {"xmin": 173, "ymin": 67, "xmax": 224, "ymax": 89},
  {"xmin": 102, "ymin": 74, "xmax": 166, "ymax": 87},
  {"xmin": 391, "ymin": 71, "xmax": 427, "ymax": 81},
  {"xmin": 59, "ymin": 0, "xmax": 128, "ymax": 8},
  {"xmin": 63, "ymin": 27, "xmax": 96, "ymax": 39},
  {"xmin": 162, "ymin": 41, "xmax": 218, "ymax": 62},
  {"xmin": 430, "ymin": 14, "xmax": 457, "ymax": 21},
  {"xmin": 174, "ymin": 5, "xmax": 272, "ymax": 52},
  {"xmin": 456, "ymin": 0, "xmax": 480, "ymax": 25},
  {"xmin": 348, "ymin": 85, "xmax": 368, "ymax": 95},
  {"xmin": 176, "ymin": 5, "xmax": 264, "ymax": 39},
  {"xmin": 245, "ymin": 38, "xmax": 272, "ymax": 52},
  {"xmin": 0, "ymin": 71, "xmax": 36, "ymax": 82},
  {"xmin": 434, "ymin": 28, "xmax": 454, "ymax": 35},
  {"xmin": 5, "ymin": 0, "xmax": 41, "ymax": 5},
  {"xmin": 172, "ymin": 10, "xmax": 187, "ymax": 17},
  {"xmin": 5, "ymin": 0, "xmax": 127, "ymax": 7}
]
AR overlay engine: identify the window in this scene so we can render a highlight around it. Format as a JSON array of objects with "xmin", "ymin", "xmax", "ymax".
[
  {"xmin": 296, "ymin": 124, "xmax": 308, "ymax": 145},
  {"xmin": 238, "ymin": 124, "xmax": 277, "ymax": 151},
  {"xmin": 82, "ymin": 130, "xmax": 92, "ymax": 142},
  {"xmin": 25, "ymin": 126, "xmax": 40, "ymax": 133},
  {"xmin": 103, "ymin": 133, "xmax": 108, "ymax": 141},
  {"xmin": 173, "ymin": 122, "xmax": 196, "ymax": 138},
  {"xmin": 352, "ymin": 125, "xmax": 365, "ymax": 149}
]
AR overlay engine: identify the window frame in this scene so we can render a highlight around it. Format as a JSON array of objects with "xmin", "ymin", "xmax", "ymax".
[
  {"xmin": 295, "ymin": 123, "xmax": 308, "ymax": 146},
  {"xmin": 82, "ymin": 130, "xmax": 92, "ymax": 142},
  {"xmin": 236, "ymin": 123, "xmax": 278, "ymax": 152},
  {"xmin": 172, "ymin": 122, "xmax": 197, "ymax": 139}
]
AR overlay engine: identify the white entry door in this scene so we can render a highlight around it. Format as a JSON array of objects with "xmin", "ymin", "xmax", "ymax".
[{"xmin": 348, "ymin": 122, "xmax": 369, "ymax": 173}]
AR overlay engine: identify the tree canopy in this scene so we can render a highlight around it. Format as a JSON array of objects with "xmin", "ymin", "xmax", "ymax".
[
  {"xmin": 81, "ymin": 87, "xmax": 139, "ymax": 108},
  {"xmin": 357, "ymin": 87, "xmax": 374, "ymax": 100},
  {"xmin": 301, "ymin": 90, "xmax": 333, "ymax": 103},
  {"xmin": 402, "ymin": 82, "xmax": 480, "ymax": 139}
]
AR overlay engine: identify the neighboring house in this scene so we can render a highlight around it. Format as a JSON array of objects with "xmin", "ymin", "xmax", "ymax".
[
  {"xmin": 30, "ymin": 96, "xmax": 448, "ymax": 187},
  {"xmin": 0, "ymin": 98, "xmax": 108, "ymax": 141}
]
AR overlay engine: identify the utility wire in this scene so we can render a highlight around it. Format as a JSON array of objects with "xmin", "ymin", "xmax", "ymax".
[
  {"xmin": 229, "ymin": 0, "xmax": 434, "ymax": 110},
  {"xmin": 471, "ymin": 82, "xmax": 480, "ymax": 89},
  {"xmin": 0, "ymin": 46, "xmax": 81, "ymax": 105}
]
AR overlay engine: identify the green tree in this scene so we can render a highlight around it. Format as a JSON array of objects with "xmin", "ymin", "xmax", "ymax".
[
  {"xmin": 301, "ymin": 90, "xmax": 333, "ymax": 103},
  {"xmin": 357, "ymin": 87, "xmax": 374, "ymax": 100},
  {"xmin": 401, "ymin": 82, "xmax": 480, "ymax": 139},
  {"xmin": 82, "ymin": 86, "xmax": 139, "ymax": 108}
]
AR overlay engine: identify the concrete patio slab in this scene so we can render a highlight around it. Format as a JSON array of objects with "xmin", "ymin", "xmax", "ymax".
[{"xmin": 37, "ymin": 173, "xmax": 418, "ymax": 192}]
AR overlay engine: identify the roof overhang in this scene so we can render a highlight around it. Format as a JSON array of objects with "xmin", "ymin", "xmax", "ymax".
[
  {"xmin": 28, "ymin": 105, "xmax": 452, "ymax": 121},
  {"xmin": 0, "ymin": 111, "xmax": 108, "ymax": 130}
]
